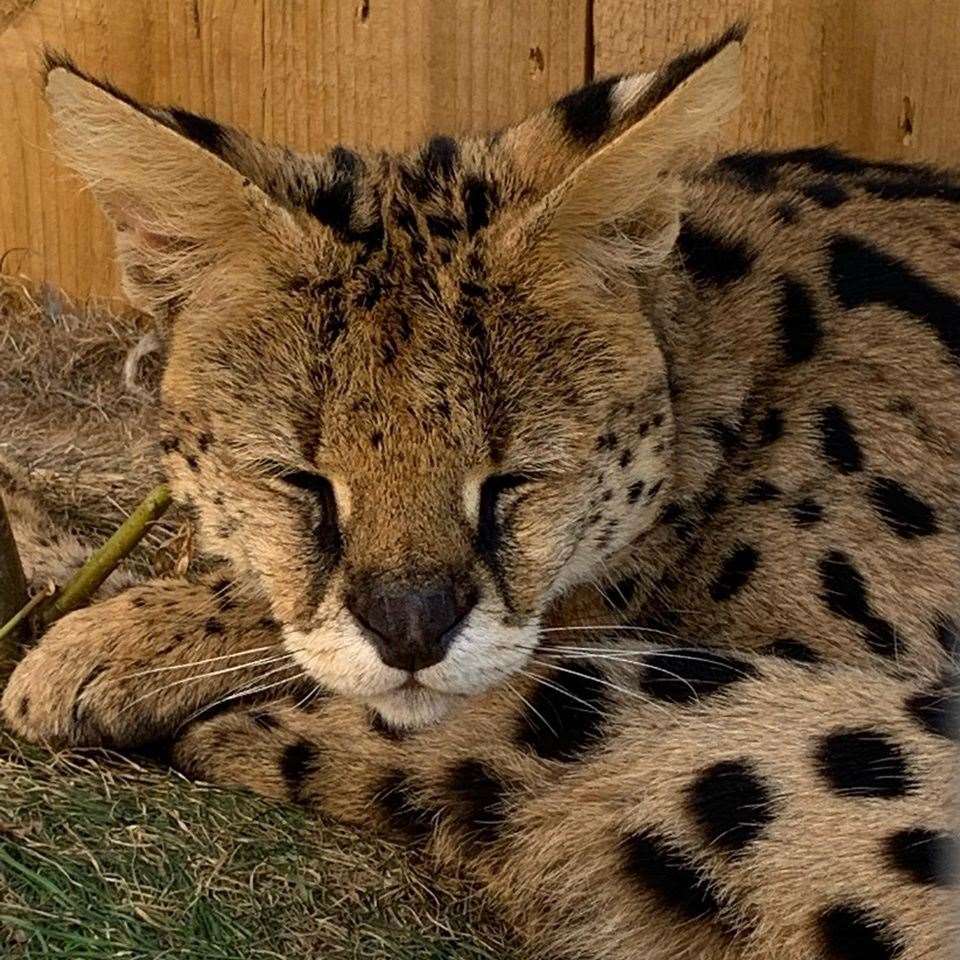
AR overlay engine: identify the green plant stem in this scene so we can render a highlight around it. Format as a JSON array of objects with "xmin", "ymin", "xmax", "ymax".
[
  {"xmin": 38, "ymin": 484, "xmax": 172, "ymax": 628},
  {"xmin": 0, "ymin": 492, "xmax": 29, "ymax": 668}
]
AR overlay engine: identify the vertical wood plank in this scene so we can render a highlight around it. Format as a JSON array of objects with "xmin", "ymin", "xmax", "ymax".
[
  {"xmin": 594, "ymin": 0, "xmax": 960, "ymax": 166},
  {"xmin": 0, "ymin": 0, "xmax": 587, "ymax": 299}
]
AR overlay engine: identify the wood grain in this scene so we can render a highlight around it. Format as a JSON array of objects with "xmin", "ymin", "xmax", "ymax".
[
  {"xmin": 6, "ymin": 1, "xmax": 960, "ymax": 300},
  {"xmin": 594, "ymin": 0, "xmax": 960, "ymax": 164},
  {"xmin": 0, "ymin": 0, "xmax": 587, "ymax": 298}
]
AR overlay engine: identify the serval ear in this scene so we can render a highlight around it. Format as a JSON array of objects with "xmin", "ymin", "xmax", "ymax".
[
  {"xmin": 502, "ymin": 26, "xmax": 743, "ymax": 292},
  {"xmin": 43, "ymin": 52, "xmax": 307, "ymax": 317}
]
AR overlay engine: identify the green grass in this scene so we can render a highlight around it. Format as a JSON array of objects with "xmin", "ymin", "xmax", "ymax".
[{"xmin": 0, "ymin": 734, "xmax": 520, "ymax": 959}]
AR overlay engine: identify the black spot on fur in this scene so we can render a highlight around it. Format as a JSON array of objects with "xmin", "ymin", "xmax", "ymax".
[
  {"xmin": 197, "ymin": 432, "xmax": 214, "ymax": 452},
  {"xmin": 596, "ymin": 431, "xmax": 618, "ymax": 452},
  {"xmin": 830, "ymin": 234, "xmax": 960, "ymax": 364},
  {"xmin": 447, "ymin": 759, "xmax": 507, "ymax": 844},
  {"xmin": 376, "ymin": 771, "xmax": 436, "ymax": 841},
  {"xmin": 775, "ymin": 200, "xmax": 800, "ymax": 225},
  {"xmin": 868, "ymin": 477, "xmax": 939, "ymax": 539},
  {"xmin": 860, "ymin": 173, "xmax": 960, "ymax": 204},
  {"xmin": 757, "ymin": 407, "xmax": 784, "ymax": 445},
  {"xmin": 709, "ymin": 544, "xmax": 759, "ymax": 601},
  {"xmin": 619, "ymin": 448, "xmax": 634, "ymax": 468},
  {"xmin": 516, "ymin": 661, "xmax": 608, "ymax": 762},
  {"xmin": 370, "ymin": 431, "xmax": 384, "ymax": 451},
  {"xmin": 763, "ymin": 639, "xmax": 821, "ymax": 663},
  {"xmin": 885, "ymin": 827, "xmax": 959, "ymax": 887},
  {"xmin": 777, "ymin": 276, "xmax": 822, "ymax": 364},
  {"xmin": 659, "ymin": 502, "xmax": 684, "ymax": 525},
  {"xmin": 418, "ymin": 136, "xmax": 459, "ymax": 197},
  {"xmin": 622, "ymin": 829, "xmax": 723, "ymax": 920},
  {"xmin": 934, "ymin": 615, "xmax": 959, "ymax": 657},
  {"xmin": 688, "ymin": 759, "xmax": 775, "ymax": 852},
  {"xmin": 627, "ymin": 480, "xmax": 646, "ymax": 504},
  {"xmin": 713, "ymin": 151, "xmax": 779, "ymax": 192},
  {"xmin": 17, "ymin": 696, "xmax": 29, "ymax": 718},
  {"xmin": 791, "ymin": 497, "xmax": 824, "ymax": 527},
  {"xmin": 308, "ymin": 145, "xmax": 364, "ymax": 239},
  {"xmin": 646, "ymin": 479, "xmax": 664, "ymax": 501},
  {"xmin": 816, "ymin": 728, "xmax": 916, "ymax": 798},
  {"xmin": 742, "ymin": 480, "xmax": 780, "ymax": 504},
  {"xmin": 209, "ymin": 577, "xmax": 235, "ymax": 611},
  {"xmin": 463, "ymin": 176, "xmax": 495, "ymax": 234},
  {"xmin": 818, "ymin": 405, "xmax": 863, "ymax": 474},
  {"xmin": 425, "ymin": 212, "xmax": 461, "ymax": 239},
  {"xmin": 703, "ymin": 489, "xmax": 728, "ymax": 516},
  {"xmin": 169, "ymin": 107, "xmax": 228, "ymax": 158},
  {"xmin": 706, "ymin": 418, "xmax": 742, "ymax": 454},
  {"xmin": 818, "ymin": 902, "xmax": 904, "ymax": 960},
  {"xmin": 677, "ymin": 221, "xmax": 754, "ymax": 288},
  {"xmin": 130, "ymin": 595, "xmax": 147, "ymax": 608},
  {"xmin": 818, "ymin": 550, "xmax": 899, "ymax": 658},
  {"xmin": 280, "ymin": 740, "xmax": 319, "ymax": 804},
  {"xmin": 639, "ymin": 649, "xmax": 757, "ymax": 704},
  {"xmin": 554, "ymin": 74, "xmax": 620, "ymax": 145},
  {"xmin": 905, "ymin": 674, "xmax": 959, "ymax": 741},
  {"xmin": 801, "ymin": 179, "xmax": 849, "ymax": 208},
  {"xmin": 184, "ymin": 453, "xmax": 200, "ymax": 472},
  {"xmin": 203, "ymin": 617, "xmax": 225, "ymax": 635}
]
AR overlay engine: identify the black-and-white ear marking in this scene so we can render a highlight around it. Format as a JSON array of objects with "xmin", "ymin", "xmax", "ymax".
[{"xmin": 507, "ymin": 25, "xmax": 744, "ymax": 288}]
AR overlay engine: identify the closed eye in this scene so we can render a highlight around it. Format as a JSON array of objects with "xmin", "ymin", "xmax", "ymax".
[
  {"xmin": 259, "ymin": 461, "xmax": 342, "ymax": 557},
  {"xmin": 476, "ymin": 473, "xmax": 534, "ymax": 555},
  {"xmin": 278, "ymin": 468, "xmax": 333, "ymax": 497}
]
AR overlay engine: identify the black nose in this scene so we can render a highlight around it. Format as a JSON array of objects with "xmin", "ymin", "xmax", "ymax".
[{"xmin": 347, "ymin": 575, "xmax": 478, "ymax": 673}]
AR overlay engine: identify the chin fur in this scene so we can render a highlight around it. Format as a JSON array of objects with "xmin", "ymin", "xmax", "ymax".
[{"xmin": 365, "ymin": 686, "xmax": 462, "ymax": 730}]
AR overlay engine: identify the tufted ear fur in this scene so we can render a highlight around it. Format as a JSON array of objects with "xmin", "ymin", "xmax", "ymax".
[
  {"xmin": 43, "ymin": 53, "xmax": 305, "ymax": 318},
  {"xmin": 503, "ymin": 27, "xmax": 743, "ymax": 293}
]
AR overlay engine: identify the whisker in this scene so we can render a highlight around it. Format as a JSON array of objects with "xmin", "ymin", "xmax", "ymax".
[
  {"xmin": 292, "ymin": 682, "xmax": 327, "ymax": 711},
  {"xmin": 117, "ymin": 655, "xmax": 295, "ymax": 714},
  {"xmin": 503, "ymin": 679, "xmax": 559, "ymax": 739},
  {"xmin": 175, "ymin": 670, "xmax": 304, "ymax": 733},
  {"xmin": 526, "ymin": 657, "xmax": 675, "ymax": 718},
  {"xmin": 115, "ymin": 643, "xmax": 283, "ymax": 681},
  {"xmin": 539, "ymin": 624, "xmax": 684, "ymax": 641},
  {"xmin": 516, "ymin": 668, "xmax": 606, "ymax": 718}
]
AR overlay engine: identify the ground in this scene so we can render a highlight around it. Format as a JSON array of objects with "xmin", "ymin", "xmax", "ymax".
[{"xmin": 0, "ymin": 733, "xmax": 518, "ymax": 959}]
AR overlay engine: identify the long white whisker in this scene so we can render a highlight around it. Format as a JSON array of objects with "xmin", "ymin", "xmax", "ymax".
[
  {"xmin": 175, "ymin": 671, "xmax": 304, "ymax": 733},
  {"xmin": 516, "ymin": 669, "xmax": 605, "ymax": 717},
  {"xmin": 117, "ymin": 655, "xmax": 295, "ymax": 713},
  {"xmin": 503, "ymin": 679, "xmax": 558, "ymax": 739},
  {"xmin": 527, "ymin": 657, "xmax": 675, "ymax": 718},
  {"xmin": 116, "ymin": 644, "xmax": 283, "ymax": 681},
  {"xmin": 539, "ymin": 624, "xmax": 683, "ymax": 641}
]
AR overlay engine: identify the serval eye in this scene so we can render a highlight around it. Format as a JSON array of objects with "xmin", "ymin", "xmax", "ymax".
[
  {"xmin": 267, "ymin": 465, "xmax": 342, "ymax": 557},
  {"xmin": 476, "ymin": 473, "xmax": 533, "ymax": 555},
  {"xmin": 278, "ymin": 469, "xmax": 333, "ymax": 498}
]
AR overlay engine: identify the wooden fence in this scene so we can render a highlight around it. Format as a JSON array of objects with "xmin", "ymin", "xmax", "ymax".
[{"xmin": 2, "ymin": 0, "xmax": 959, "ymax": 299}]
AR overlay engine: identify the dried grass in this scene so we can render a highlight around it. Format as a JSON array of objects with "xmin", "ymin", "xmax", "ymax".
[{"xmin": 0, "ymin": 734, "xmax": 518, "ymax": 958}]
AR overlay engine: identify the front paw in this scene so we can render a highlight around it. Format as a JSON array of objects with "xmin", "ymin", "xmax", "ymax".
[
  {"xmin": 2, "ymin": 604, "xmax": 132, "ymax": 746},
  {"xmin": 3, "ymin": 579, "xmax": 285, "ymax": 749}
]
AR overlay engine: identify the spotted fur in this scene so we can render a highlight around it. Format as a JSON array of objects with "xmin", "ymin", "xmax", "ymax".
[{"xmin": 4, "ymin": 28, "xmax": 959, "ymax": 960}]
